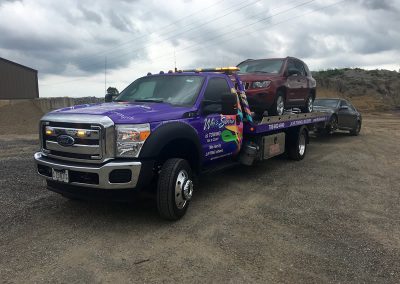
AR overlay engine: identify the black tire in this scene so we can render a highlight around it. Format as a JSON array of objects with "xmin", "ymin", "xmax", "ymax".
[
  {"xmin": 157, "ymin": 158, "xmax": 194, "ymax": 220},
  {"xmin": 350, "ymin": 120, "xmax": 361, "ymax": 136},
  {"xmin": 287, "ymin": 126, "xmax": 308, "ymax": 161},
  {"xmin": 269, "ymin": 91, "xmax": 285, "ymax": 116},
  {"xmin": 301, "ymin": 95, "xmax": 314, "ymax": 113},
  {"xmin": 325, "ymin": 115, "xmax": 338, "ymax": 134}
]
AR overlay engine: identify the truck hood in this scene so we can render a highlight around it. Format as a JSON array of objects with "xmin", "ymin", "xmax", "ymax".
[{"xmin": 52, "ymin": 102, "xmax": 193, "ymax": 124}]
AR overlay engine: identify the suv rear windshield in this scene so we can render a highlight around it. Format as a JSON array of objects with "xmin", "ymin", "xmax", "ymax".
[
  {"xmin": 314, "ymin": 99, "xmax": 340, "ymax": 108},
  {"xmin": 115, "ymin": 75, "xmax": 204, "ymax": 107},
  {"xmin": 237, "ymin": 59, "xmax": 284, "ymax": 74}
]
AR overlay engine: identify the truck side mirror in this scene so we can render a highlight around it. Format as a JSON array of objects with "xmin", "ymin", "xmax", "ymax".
[
  {"xmin": 339, "ymin": 105, "xmax": 349, "ymax": 111},
  {"xmin": 105, "ymin": 87, "xmax": 119, "ymax": 102},
  {"xmin": 105, "ymin": 93, "xmax": 118, "ymax": 102},
  {"xmin": 221, "ymin": 93, "xmax": 237, "ymax": 115}
]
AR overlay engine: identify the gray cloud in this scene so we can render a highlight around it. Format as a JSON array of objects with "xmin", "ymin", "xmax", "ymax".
[
  {"xmin": 360, "ymin": 0, "xmax": 396, "ymax": 11},
  {"xmin": 109, "ymin": 10, "xmax": 134, "ymax": 32},
  {"xmin": 79, "ymin": 6, "xmax": 102, "ymax": 24},
  {"xmin": 0, "ymin": 0, "xmax": 399, "ymax": 83},
  {"xmin": 0, "ymin": 0, "xmax": 20, "ymax": 4}
]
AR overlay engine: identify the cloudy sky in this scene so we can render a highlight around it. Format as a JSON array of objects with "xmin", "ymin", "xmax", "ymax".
[{"xmin": 0, "ymin": 0, "xmax": 399, "ymax": 97}]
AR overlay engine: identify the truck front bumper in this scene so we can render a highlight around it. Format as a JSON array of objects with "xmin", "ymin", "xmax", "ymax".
[{"xmin": 34, "ymin": 152, "xmax": 142, "ymax": 190}]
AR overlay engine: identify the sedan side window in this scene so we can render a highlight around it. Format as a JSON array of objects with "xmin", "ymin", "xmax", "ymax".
[
  {"xmin": 340, "ymin": 100, "xmax": 351, "ymax": 111},
  {"xmin": 348, "ymin": 103, "xmax": 356, "ymax": 111},
  {"xmin": 340, "ymin": 100, "xmax": 349, "ymax": 107}
]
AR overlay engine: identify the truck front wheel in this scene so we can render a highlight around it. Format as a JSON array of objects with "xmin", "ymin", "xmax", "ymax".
[{"xmin": 157, "ymin": 158, "xmax": 194, "ymax": 220}]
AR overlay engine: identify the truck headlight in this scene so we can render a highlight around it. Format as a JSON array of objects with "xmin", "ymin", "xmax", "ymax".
[
  {"xmin": 252, "ymin": 80, "xmax": 271, "ymax": 89},
  {"xmin": 116, "ymin": 124, "xmax": 151, "ymax": 157}
]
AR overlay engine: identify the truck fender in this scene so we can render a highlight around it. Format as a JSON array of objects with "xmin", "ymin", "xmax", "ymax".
[{"xmin": 139, "ymin": 121, "xmax": 202, "ymax": 161}]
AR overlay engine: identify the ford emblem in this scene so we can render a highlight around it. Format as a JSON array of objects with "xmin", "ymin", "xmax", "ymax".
[{"xmin": 57, "ymin": 135, "xmax": 75, "ymax": 147}]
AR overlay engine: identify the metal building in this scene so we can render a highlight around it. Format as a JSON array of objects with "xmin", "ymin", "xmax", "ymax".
[{"xmin": 0, "ymin": 57, "xmax": 39, "ymax": 99}]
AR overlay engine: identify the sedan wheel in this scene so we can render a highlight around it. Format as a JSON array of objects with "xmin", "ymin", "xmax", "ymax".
[
  {"xmin": 350, "ymin": 121, "xmax": 361, "ymax": 136},
  {"xmin": 326, "ymin": 115, "xmax": 338, "ymax": 134}
]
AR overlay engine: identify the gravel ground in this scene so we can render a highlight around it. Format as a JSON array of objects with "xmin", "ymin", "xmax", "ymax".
[{"xmin": 0, "ymin": 114, "xmax": 399, "ymax": 283}]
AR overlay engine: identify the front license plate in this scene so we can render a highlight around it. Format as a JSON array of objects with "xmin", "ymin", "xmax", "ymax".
[{"xmin": 52, "ymin": 168, "xmax": 69, "ymax": 183}]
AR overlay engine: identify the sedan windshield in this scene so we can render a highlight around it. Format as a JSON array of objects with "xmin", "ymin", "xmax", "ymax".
[
  {"xmin": 237, "ymin": 59, "xmax": 284, "ymax": 74},
  {"xmin": 115, "ymin": 75, "xmax": 204, "ymax": 107},
  {"xmin": 314, "ymin": 99, "xmax": 340, "ymax": 108}
]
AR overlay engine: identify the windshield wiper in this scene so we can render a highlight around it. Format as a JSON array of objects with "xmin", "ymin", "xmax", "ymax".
[{"xmin": 134, "ymin": 99, "xmax": 164, "ymax": 103}]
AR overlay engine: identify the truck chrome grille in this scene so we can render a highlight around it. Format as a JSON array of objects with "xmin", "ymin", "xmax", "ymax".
[{"xmin": 42, "ymin": 122, "xmax": 104, "ymax": 162}]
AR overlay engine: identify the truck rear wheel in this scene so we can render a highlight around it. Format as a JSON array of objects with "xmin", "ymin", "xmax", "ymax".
[
  {"xmin": 157, "ymin": 158, "xmax": 194, "ymax": 220},
  {"xmin": 287, "ymin": 126, "xmax": 308, "ymax": 161}
]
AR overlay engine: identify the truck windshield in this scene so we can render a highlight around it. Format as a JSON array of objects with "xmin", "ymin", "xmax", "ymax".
[
  {"xmin": 314, "ymin": 99, "xmax": 340, "ymax": 108},
  {"xmin": 115, "ymin": 75, "xmax": 204, "ymax": 106},
  {"xmin": 237, "ymin": 59, "xmax": 284, "ymax": 74}
]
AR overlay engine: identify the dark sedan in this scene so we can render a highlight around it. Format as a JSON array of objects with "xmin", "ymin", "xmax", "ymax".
[{"xmin": 313, "ymin": 98, "xmax": 362, "ymax": 135}]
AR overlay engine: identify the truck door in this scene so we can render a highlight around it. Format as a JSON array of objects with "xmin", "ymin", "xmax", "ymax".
[{"xmin": 197, "ymin": 77, "xmax": 243, "ymax": 163}]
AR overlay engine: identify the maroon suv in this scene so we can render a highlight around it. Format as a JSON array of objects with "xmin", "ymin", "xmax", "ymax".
[{"xmin": 237, "ymin": 57, "xmax": 316, "ymax": 116}]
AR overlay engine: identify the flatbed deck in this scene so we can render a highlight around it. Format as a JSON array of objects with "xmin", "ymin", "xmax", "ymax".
[{"xmin": 244, "ymin": 112, "xmax": 330, "ymax": 134}]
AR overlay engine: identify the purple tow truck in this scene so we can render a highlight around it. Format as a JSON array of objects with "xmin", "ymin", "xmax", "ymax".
[{"xmin": 34, "ymin": 67, "xmax": 329, "ymax": 220}]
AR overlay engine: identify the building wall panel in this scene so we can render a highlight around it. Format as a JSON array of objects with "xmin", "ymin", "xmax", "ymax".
[{"xmin": 0, "ymin": 58, "xmax": 39, "ymax": 99}]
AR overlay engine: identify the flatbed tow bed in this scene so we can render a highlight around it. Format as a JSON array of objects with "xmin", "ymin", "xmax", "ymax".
[{"xmin": 245, "ymin": 112, "xmax": 330, "ymax": 134}]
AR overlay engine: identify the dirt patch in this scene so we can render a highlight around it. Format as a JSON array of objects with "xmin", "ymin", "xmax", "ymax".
[
  {"xmin": 317, "ymin": 88, "xmax": 387, "ymax": 112},
  {"xmin": 0, "ymin": 100, "xmax": 44, "ymax": 135}
]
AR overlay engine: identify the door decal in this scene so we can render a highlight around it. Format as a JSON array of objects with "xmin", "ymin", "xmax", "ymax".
[{"xmin": 203, "ymin": 114, "xmax": 243, "ymax": 160}]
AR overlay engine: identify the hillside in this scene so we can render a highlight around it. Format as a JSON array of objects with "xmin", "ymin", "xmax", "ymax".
[{"xmin": 313, "ymin": 68, "xmax": 400, "ymax": 112}]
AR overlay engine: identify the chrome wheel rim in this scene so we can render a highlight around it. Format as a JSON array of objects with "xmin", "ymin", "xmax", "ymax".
[
  {"xmin": 277, "ymin": 96, "xmax": 284, "ymax": 115},
  {"xmin": 299, "ymin": 133, "xmax": 306, "ymax": 156},
  {"xmin": 307, "ymin": 97, "xmax": 313, "ymax": 112},
  {"xmin": 175, "ymin": 170, "xmax": 192, "ymax": 209}
]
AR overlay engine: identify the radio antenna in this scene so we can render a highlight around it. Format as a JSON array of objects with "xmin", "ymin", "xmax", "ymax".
[
  {"xmin": 174, "ymin": 48, "xmax": 177, "ymax": 72},
  {"xmin": 104, "ymin": 56, "xmax": 107, "ymax": 94}
]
